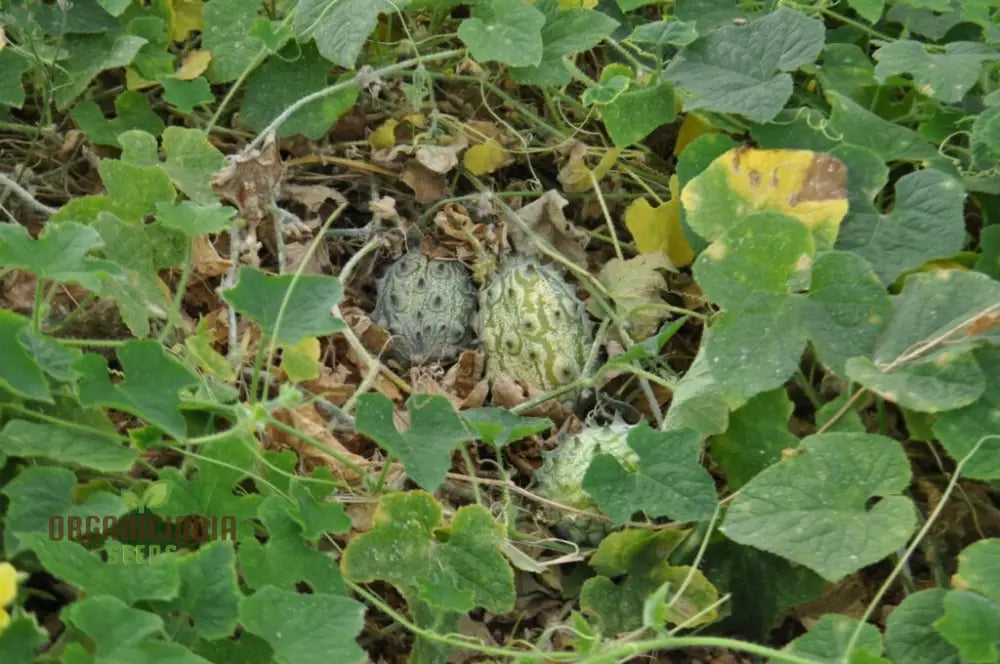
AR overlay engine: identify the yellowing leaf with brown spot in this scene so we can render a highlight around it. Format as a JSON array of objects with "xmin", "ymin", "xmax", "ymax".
[
  {"xmin": 624, "ymin": 175, "xmax": 694, "ymax": 267},
  {"xmin": 175, "ymin": 50, "xmax": 211, "ymax": 80},
  {"xmin": 681, "ymin": 147, "xmax": 848, "ymax": 249},
  {"xmin": 369, "ymin": 119, "xmax": 399, "ymax": 149},
  {"xmin": 281, "ymin": 337, "xmax": 321, "ymax": 383},
  {"xmin": 170, "ymin": 0, "xmax": 204, "ymax": 41},
  {"xmin": 463, "ymin": 139, "xmax": 512, "ymax": 175}
]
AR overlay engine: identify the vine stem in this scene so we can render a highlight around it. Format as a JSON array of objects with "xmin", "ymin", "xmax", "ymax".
[
  {"xmin": 0, "ymin": 171, "xmax": 57, "ymax": 216},
  {"xmin": 245, "ymin": 48, "xmax": 465, "ymax": 153},
  {"xmin": 841, "ymin": 434, "xmax": 1000, "ymax": 661}
]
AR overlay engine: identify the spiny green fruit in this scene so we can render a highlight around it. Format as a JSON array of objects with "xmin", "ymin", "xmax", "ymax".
[
  {"xmin": 373, "ymin": 251, "xmax": 477, "ymax": 365},
  {"xmin": 479, "ymin": 259, "xmax": 592, "ymax": 392},
  {"xmin": 534, "ymin": 421, "xmax": 638, "ymax": 545}
]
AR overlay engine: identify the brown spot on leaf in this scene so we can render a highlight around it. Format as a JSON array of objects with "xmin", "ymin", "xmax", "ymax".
[{"xmin": 798, "ymin": 154, "xmax": 847, "ymax": 202}]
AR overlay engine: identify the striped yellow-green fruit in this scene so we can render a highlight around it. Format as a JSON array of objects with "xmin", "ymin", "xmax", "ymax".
[
  {"xmin": 534, "ymin": 421, "xmax": 638, "ymax": 545},
  {"xmin": 374, "ymin": 251, "xmax": 477, "ymax": 366},
  {"xmin": 479, "ymin": 258, "xmax": 592, "ymax": 392}
]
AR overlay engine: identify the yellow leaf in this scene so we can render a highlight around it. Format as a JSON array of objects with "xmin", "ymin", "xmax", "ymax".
[
  {"xmin": 369, "ymin": 119, "xmax": 400, "ymax": 150},
  {"xmin": 681, "ymin": 147, "xmax": 848, "ymax": 249},
  {"xmin": 281, "ymin": 337, "xmax": 321, "ymax": 383},
  {"xmin": 0, "ymin": 562, "xmax": 17, "ymax": 607},
  {"xmin": 0, "ymin": 28, "xmax": 7, "ymax": 52},
  {"xmin": 624, "ymin": 175, "xmax": 694, "ymax": 267},
  {"xmin": 174, "ymin": 50, "xmax": 211, "ymax": 80},
  {"xmin": 463, "ymin": 139, "xmax": 512, "ymax": 176},
  {"xmin": 674, "ymin": 112, "xmax": 714, "ymax": 156},
  {"xmin": 558, "ymin": 0, "xmax": 597, "ymax": 7},
  {"xmin": 125, "ymin": 68, "xmax": 158, "ymax": 91},
  {"xmin": 170, "ymin": 0, "xmax": 204, "ymax": 42}
]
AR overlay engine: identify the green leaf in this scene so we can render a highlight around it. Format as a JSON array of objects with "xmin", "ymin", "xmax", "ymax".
[
  {"xmin": 155, "ymin": 201, "xmax": 236, "ymax": 235},
  {"xmin": 627, "ymin": 20, "xmax": 698, "ymax": 47},
  {"xmin": 341, "ymin": 492, "xmax": 515, "ymax": 614},
  {"xmin": 0, "ymin": 419, "xmax": 136, "ymax": 472},
  {"xmin": 583, "ymin": 422, "xmax": 717, "ymax": 523},
  {"xmin": 787, "ymin": 614, "xmax": 885, "ymax": 661},
  {"xmin": 702, "ymin": 539, "xmax": 824, "ymax": 639},
  {"xmin": 33, "ymin": 0, "xmax": 120, "ymax": 36},
  {"xmin": 222, "ymin": 267, "xmax": 346, "ymax": 345},
  {"xmin": 294, "ymin": 0, "xmax": 404, "ymax": 68},
  {"xmin": 76, "ymin": 341, "xmax": 199, "ymax": 439},
  {"xmin": 581, "ymin": 529, "xmax": 720, "ymax": 632},
  {"xmin": 239, "ymin": 496, "xmax": 344, "ymax": 594},
  {"xmin": 202, "ymin": 0, "xmax": 265, "ymax": 83},
  {"xmin": 805, "ymin": 251, "xmax": 891, "ymax": 376},
  {"xmin": 239, "ymin": 586, "xmax": 367, "ymax": 664},
  {"xmin": 241, "ymin": 43, "xmax": 359, "ymax": 140},
  {"xmin": 355, "ymin": 393, "xmax": 477, "ymax": 491},
  {"xmin": 29, "ymin": 537, "xmax": 180, "ymax": 605},
  {"xmin": 602, "ymin": 81, "xmax": 675, "ymax": 147},
  {"xmin": 286, "ymin": 481, "xmax": 350, "ymax": 541},
  {"xmin": 956, "ymin": 538, "xmax": 1000, "ymax": 604},
  {"xmin": 885, "ymin": 589, "xmax": 962, "ymax": 664},
  {"xmin": 933, "ymin": 348, "xmax": 1000, "ymax": 477},
  {"xmin": 721, "ymin": 432, "xmax": 916, "ymax": 581},
  {"xmin": 161, "ymin": 126, "xmax": 226, "ymax": 205},
  {"xmin": 0, "ymin": 609, "xmax": 48, "ymax": 664},
  {"xmin": 2, "ymin": 466, "xmax": 126, "ymax": 553},
  {"xmin": 846, "ymin": 270, "xmax": 1000, "ymax": 413},
  {"xmin": 155, "ymin": 434, "xmax": 261, "ymax": 522},
  {"xmin": 836, "ymin": 169, "xmax": 966, "ymax": 284},
  {"xmin": 98, "ymin": 159, "xmax": 176, "ymax": 221},
  {"xmin": 847, "ymin": 0, "xmax": 885, "ymax": 23},
  {"xmin": 510, "ymin": 0, "xmax": 618, "ymax": 86},
  {"xmin": 694, "ymin": 212, "xmax": 814, "ymax": 306},
  {"xmin": 816, "ymin": 44, "xmax": 877, "ymax": 103},
  {"xmin": 0, "ymin": 221, "xmax": 122, "ymax": 292},
  {"xmin": 976, "ymin": 225, "xmax": 1000, "ymax": 279},
  {"xmin": 168, "ymin": 541, "xmax": 241, "ymax": 640},
  {"xmin": 825, "ymin": 91, "xmax": 940, "ymax": 163},
  {"xmin": 460, "ymin": 407, "xmax": 552, "ymax": 448},
  {"xmin": 663, "ymin": 7, "xmax": 824, "ymax": 123},
  {"xmin": 934, "ymin": 590, "xmax": 1000, "ymax": 663},
  {"xmin": 874, "ymin": 40, "xmax": 999, "ymax": 103},
  {"xmin": 97, "ymin": 0, "xmax": 132, "ymax": 16},
  {"xmin": 458, "ymin": 0, "xmax": 546, "ymax": 67},
  {"xmin": 63, "ymin": 595, "xmax": 163, "ymax": 654},
  {"xmin": 53, "ymin": 33, "xmax": 148, "ymax": 109},
  {"xmin": 161, "ymin": 77, "xmax": 215, "ymax": 114},
  {"xmin": 710, "ymin": 389, "xmax": 797, "ymax": 490},
  {"xmin": 0, "ymin": 311, "xmax": 52, "ymax": 403},
  {"xmin": 71, "ymin": 90, "xmax": 165, "ymax": 147},
  {"xmin": 0, "ymin": 49, "xmax": 32, "ymax": 108},
  {"xmin": 847, "ymin": 353, "xmax": 984, "ymax": 413}
]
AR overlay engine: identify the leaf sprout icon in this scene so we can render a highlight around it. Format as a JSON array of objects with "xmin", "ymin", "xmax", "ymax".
[{"xmin": 121, "ymin": 482, "xmax": 170, "ymax": 514}]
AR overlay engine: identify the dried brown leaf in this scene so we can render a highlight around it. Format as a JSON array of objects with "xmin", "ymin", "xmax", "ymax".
[{"xmin": 510, "ymin": 190, "xmax": 588, "ymax": 268}]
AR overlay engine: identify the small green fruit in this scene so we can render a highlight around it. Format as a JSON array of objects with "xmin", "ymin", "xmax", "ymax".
[
  {"xmin": 373, "ymin": 252, "xmax": 477, "ymax": 365},
  {"xmin": 479, "ymin": 259, "xmax": 592, "ymax": 392},
  {"xmin": 534, "ymin": 421, "xmax": 638, "ymax": 545}
]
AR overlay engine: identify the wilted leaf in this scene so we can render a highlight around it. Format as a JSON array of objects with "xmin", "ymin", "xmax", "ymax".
[
  {"xmin": 589, "ymin": 252, "xmax": 673, "ymax": 339},
  {"xmin": 509, "ymin": 189, "xmax": 589, "ymax": 267}
]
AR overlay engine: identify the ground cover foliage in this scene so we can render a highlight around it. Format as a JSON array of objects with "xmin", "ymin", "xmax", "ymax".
[{"xmin": 0, "ymin": 0, "xmax": 999, "ymax": 662}]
